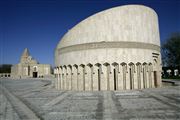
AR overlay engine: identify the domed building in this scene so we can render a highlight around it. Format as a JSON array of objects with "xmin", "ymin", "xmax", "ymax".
[
  {"xmin": 54, "ymin": 5, "xmax": 162, "ymax": 91},
  {"xmin": 11, "ymin": 48, "xmax": 52, "ymax": 78}
]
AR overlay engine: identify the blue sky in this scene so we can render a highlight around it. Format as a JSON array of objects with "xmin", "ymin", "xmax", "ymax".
[{"xmin": 0, "ymin": 0, "xmax": 179, "ymax": 66}]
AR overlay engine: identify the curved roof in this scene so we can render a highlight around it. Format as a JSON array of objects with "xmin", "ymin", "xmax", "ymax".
[{"xmin": 56, "ymin": 5, "xmax": 160, "ymax": 50}]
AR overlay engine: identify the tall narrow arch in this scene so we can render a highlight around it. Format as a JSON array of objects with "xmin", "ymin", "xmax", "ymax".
[
  {"xmin": 67, "ymin": 65, "xmax": 72, "ymax": 90},
  {"xmin": 87, "ymin": 63, "xmax": 93, "ymax": 90},
  {"xmin": 136, "ymin": 62, "xmax": 142, "ymax": 89},
  {"xmin": 142, "ymin": 62, "xmax": 147, "ymax": 88},
  {"xmin": 148, "ymin": 63, "xmax": 153, "ymax": 88},
  {"xmin": 129, "ymin": 62, "xmax": 135, "ymax": 89},
  {"xmin": 103, "ymin": 62, "xmax": 110, "ymax": 90},
  {"xmin": 112, "ymin": 62, "xmax": 119, "ymax": 90},
  {"xmin": 72, "ymin": 64, "xmax": 78, "ymax": 90},
  {"xmin": 95, "ymin": 63, "xmax": 102, "ymax": 91},
  {"xmin": 79, "ymin": 64, "xmax": 85, "ymax": 90}
]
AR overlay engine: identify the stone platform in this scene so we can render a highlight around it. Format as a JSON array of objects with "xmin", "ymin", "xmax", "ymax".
[{"xmin": 0, "ymin": 78, "xmax": 180, "ymax": 120}]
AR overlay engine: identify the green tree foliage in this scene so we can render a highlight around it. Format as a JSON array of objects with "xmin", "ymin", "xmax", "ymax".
[
  {"xmin": 0, "ymin": 64, "xmax": 12, "ymax": 73},
  {"xmin": 162, "ymin": 33, "xmax": 180, "ymax": 67}
]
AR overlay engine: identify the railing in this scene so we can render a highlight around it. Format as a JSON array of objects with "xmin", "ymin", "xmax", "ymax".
[{"xmin": 0, "ymin": 73, "xmax": 11, "ymax": 78}]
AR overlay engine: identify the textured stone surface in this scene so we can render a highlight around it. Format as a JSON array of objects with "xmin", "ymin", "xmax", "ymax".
[
  {"xmin": 0, "ymin": 78, "xmax": 180, "ymax": 120},
  {"xmin": 54, "ymin": 5, "xmax": 162, "ymax": 91},
  {"xmin": 11, "ymin": 48, "xmax": 51, "ymax": 78}
]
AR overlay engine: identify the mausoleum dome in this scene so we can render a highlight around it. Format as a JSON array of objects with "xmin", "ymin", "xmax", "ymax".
[
  {"xmin": 57, "ymin": 5, "xmax": 160, "ymax": 50},
  {"xmin": 54, "ymin": 5, "xmax": 162, "ymax": 91}
]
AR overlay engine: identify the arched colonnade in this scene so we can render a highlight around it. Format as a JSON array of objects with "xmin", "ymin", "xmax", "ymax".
[{"xmin": 54, "ymin": 62, "xmax": 160, "ymax": 91}]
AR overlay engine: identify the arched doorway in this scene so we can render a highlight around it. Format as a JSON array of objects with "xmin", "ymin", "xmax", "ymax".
[
  {"xmin": 142, "ymin": 63, "xmax": 147, "ymax": 88},
  {"xmin": 95, "ymin": 63, "xmax": 101, "ymax": 91},
  {"xmin": 112, "ymin": 62, "xmax": 118, "ymax": 90},
  {"xmin": 33, "ymin": 66, "xmax": 38, "ymax": 78},
  {"xmin": 153, "ymin": 59, "xmax": 158, "ymax": 87},
  {"xmin": 129, "ymin": 62, "xmax": 135, "ymax": 89}
]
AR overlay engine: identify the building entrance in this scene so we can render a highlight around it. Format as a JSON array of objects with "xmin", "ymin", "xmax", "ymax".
[
  {"xmin": 154, "ymin": 71, "xmax": 158, "ymax": 87},
  {"xmin": 113, "ymin": 69, "xmax": 117, "ymax": 90},
  {"xmin": 33, "ymin": 72, "xmax": 38, "ymax": 78},
  {"xmin": 98, "ymin": 69, "xmax": 101, "ymax": 91}
]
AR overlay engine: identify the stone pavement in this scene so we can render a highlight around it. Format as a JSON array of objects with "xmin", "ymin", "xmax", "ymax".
[{"xmin": 0, "ymin": 78, "xmax": 180, "ymax": 120}]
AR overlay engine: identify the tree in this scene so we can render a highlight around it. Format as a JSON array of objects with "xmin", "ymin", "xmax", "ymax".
[
  {"xmin": 162, "ymin": 33, "xmax": 180, "ymax": 67},
  {"xmin": 0, "ymin": 64, "xmax": 12, "ymax": 73}
]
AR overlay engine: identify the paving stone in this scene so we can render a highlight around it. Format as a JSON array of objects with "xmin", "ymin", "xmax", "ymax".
[{"xmin": 0, "ymin": 78, "xmax": 180, "ymax": 120}]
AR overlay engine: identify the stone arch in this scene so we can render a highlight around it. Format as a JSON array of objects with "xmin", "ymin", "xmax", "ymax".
[
  {"xmin": 94, "ymin": 63, "xmax": 102, "ymax": 91},
  {"xmin": 153, "ymin": 59, "xmax": 158, "ymax": 87},
  {"xmin": 136, "ymin": 62, "xmax": 142, "ymax": 89},
  {"xmin": 72, "ymin": 64, "xmax": 78, "ymax": 90},
  {"xmin": 59, "ymin": 66, "xmax": 63, "ymax": 89},
  {"xmin": 142, "ymin": 62, "xmax": 147, "ymax": 88},
  {"xmin": 112, "ymin": 62, "xmax": 119, "ymax": 90},
  {"xmin": 87, "ymin": 63, "xmax": 93, "ymax": 90},
  {"xmin": 79, "ymin": 64, "xmax": 85, "ymax": 91},
  {"xmin": 67, "ymin": 65, "xmax": 72, "ymax": 90},
  {"xmin": 63, "ymin": 65, "xmax": 67, "ymax": 90},
  {"xmin": 148, "ymin": 63, "xmax": 153, "ymax": 88},
  {"xmin": 120, "ymin": 62, "xmax": 127, "ymax": 90},
  {"xmin": 33, "ymin": 66, "xmax": 38, "ymax": 78},
  {"xmin": 103, "ymin": 62, "xmax": 110, "ymax": 90},
  {"xmin": 56, "ymin": 67, "xmax": 60, "ymax": 90},
  {"xmin": 67, "ymin": 65, "xmax": 72, "ymax": 68},
  {"xmin": 54, "ymin": 67, "xmax": 58, "ymax": 89},
  {"xmin": 128, "ymin": 62, "xmax": 135, "ymax": 89},
  {"xmin": 33, "ymin": 66, "xmax": 37, "ymax": 72}
]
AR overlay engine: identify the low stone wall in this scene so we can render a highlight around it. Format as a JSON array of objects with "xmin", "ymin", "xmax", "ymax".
[{"xmin": 0, "ymin": 73, "xmax": 11, "ymax": 78}]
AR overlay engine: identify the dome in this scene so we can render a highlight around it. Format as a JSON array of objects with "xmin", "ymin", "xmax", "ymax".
[
  {"xmin": 54, "ymin": 5, "xmax": 162, "ymax": 91},
  {"xmin": 56, "ymin": 5, "xmax": 160, "ymax": 50}
]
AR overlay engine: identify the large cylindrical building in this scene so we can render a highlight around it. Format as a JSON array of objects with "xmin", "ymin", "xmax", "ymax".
[{"xmin": 54, "ymin": 5, "xmax": 162, "ymax": 91}]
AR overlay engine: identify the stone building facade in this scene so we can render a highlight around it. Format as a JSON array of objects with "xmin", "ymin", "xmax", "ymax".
[
  {"xmin": 54, "ymin": 5, "xmax": 162, "ymax": 91},
  {"xmin": 11, "ymin": 48, "xmax": 51, "ymax": 78}
]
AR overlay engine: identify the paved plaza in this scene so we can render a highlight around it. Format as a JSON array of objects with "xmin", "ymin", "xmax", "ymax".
[{"xmin": 0, "ymin": 78, "xmax": 180, "ymax": 120}]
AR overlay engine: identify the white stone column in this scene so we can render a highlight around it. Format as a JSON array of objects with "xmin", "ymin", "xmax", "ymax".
[
  {"xmin": 148, "ymin": 64, "xmax": 152, "ymax": 88},
  {"xmin": 67, "ymin": 66, "xmax": 72, "ymax": 90},
  {"xmin": 146, "ymin": 65, "xmax": 149, "ymax": 88},
  {"xmin": 66, "ymin": 67, "xmax": 69, "ymax": 90},
  {"xmin": 136, "ymin": 64, "xmax": 141, "ymax": 89},
  {"xmin": 129, "ymin": 64, "xmax": 135, "ymax": 90},
  {"xmin": 140, "ymin": 65, "xmax": 144, "ymax": 89},
  {"xmin": 63, "ymin": 66, "xmax": 67, "ymax": 90},
  {"xmin": 101, "ymin": 65, "xmax": 107, "ymax": 90},
  {"xmin": 151, "ymin": 66, "xmax": 155, "ymax": 88},
  {"xmin": 118, "ymin": 65, "xmax": 123, "ymax": 90},
  {"xmin": 103, "ymin": 65, "xmax": 108, "ymax": 91},
  {"xmin": 115, "ymin": 65, "xmax": 119, "ymax": 90},
  {"xmin": 72, "ymin": 65, "xmax": 78, "ymax": 90},
  {"xmin": 133, "ymin": 65, "xmax": 138, "ymax": 89},
  {"xmin": 136, "ymin": 65, "xmax": 139, "ymax": 89},
  {"xmin": 109, "ymin": 65, "xmax": 114, "ymax": 90},
  {"xmin": 79, "ymin": 65, "xmax": 85, "ymax": 91},
  {"xmin": 54, "ymin": 68, "xmax": 57, "ymax": 89},
  {"xmin": 61, "ymin": 68, "xmax": 64, "ymax": 90},
  {"xmin": 59, "ymin": 67, "xmax": 62, "ymax": 90},
  {"xmin": 126, "ymin": 65, "xmax": 130, "ymax": 90},
  {"xmin": 142, "ymin": 64, "xmax": 147, "ymax": 89},
  {"xmin": 85, "ymin": 65, "xmax": 91, "ymax": 91},
  {"xmin": 57, "ymin": 68, "xmax": 60, "ymax": 90}
]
